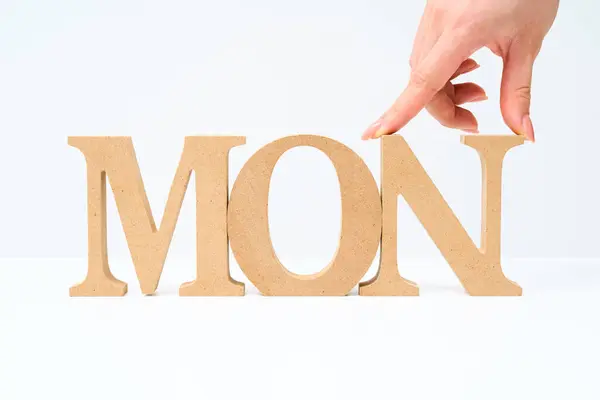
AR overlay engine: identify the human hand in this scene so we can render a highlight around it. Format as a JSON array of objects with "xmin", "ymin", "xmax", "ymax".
[{"xmin": 362, "ymin": 0, "xmax": 559, "ymax": 142}]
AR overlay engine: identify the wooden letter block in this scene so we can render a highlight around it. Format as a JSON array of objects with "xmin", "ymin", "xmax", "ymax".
[
  {"xmin": 69, "ymin": 136, "xmax": 245, "ymax": 296},
  {"xmin": 228, "ymin": 135, "xmax": 382, "ymax": 296},
  {"xmin": 360, "ymin": 135, "xmax": 524, "ymax": 296}
]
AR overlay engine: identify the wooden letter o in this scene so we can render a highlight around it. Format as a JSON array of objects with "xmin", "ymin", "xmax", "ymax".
[{"xmin": 228, "ymin": 135, "xmax": 381, "ymax": 296}]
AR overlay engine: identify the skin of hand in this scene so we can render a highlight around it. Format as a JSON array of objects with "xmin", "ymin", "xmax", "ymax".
[{"xmin": 362, "ymin": 0, "xmax": 559, "ymax": 142}]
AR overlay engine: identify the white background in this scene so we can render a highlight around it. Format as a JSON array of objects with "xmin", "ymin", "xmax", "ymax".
[
  {"xmin": 1, "ymin": 1, "xmax": 599, "ymax": 399},
  {"xmin": 0, "ymin": 0, "xmax": 598, "ymax": 261}
]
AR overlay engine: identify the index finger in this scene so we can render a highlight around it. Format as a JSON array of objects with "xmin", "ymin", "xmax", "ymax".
[{"xmin": 374, "ymin": 33, "xmax": 479, "ymax": 138}]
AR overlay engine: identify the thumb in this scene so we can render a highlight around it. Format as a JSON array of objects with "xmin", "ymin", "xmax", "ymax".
[{"xmin": 500, "ymin": 45, "xmax": 537, "ymax": 142}]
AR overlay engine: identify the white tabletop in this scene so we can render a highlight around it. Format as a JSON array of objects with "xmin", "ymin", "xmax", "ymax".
[{"xmin": 1, "ymin": 257, "xmax": 599, "ymax": 400}]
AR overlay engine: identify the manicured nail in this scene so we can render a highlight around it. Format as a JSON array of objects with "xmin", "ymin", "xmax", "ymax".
[
  {"xmin": 522, "ymin": 114, "xmax": 535, "ymax": 142},
  {"xmin": 362, "ymin": 120, "xmax": 381, "ymax": 140},
  {"xmin": 374, "ymin": 126, "xmax": 388, "ymax": 139}
]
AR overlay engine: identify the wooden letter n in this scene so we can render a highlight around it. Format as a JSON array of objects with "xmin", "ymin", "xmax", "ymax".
[{"xmin": 360, "ymin": 135, "xmax": 524, "ymax": 296}]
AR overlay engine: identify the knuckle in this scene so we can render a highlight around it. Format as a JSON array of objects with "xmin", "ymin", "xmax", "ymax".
[
  {"xmin": 439, "ymin": 119, "xmax": 455, "ymax": 129},
  {"xmin": 515, "ymin": 85, "xmax": 532, "ymax": 101},
  {"xmin": 409, "ymin": 69, "xmax": 437, "ymax": 95},
  {"xmin": 449, "ymin": 19, "xmax": 479, "ymax": 38},
  {"xmin": 440, "ymin": 106, "xmax": 457, "ymax": 124},
  {"xmin": 430, "ymin": 107, "xmax": 456, "ymax": 128}
]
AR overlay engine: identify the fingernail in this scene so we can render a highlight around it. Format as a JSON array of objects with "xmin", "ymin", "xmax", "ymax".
[
  {"xmin": 461, "ymin": 128, "xmax": 479, "ymax": 134},
  {"xmin": 374, "ymin": 126, "xmax": 388, "ymax": 139},
  {"xmin": 362, "ymin": 120, "xmax": 381, "ymax": 140},
  {"xmin": 472, "ymin": 95, "xmax": 488, "ymax": 102},
  {"xmin": 522, "ymin": 114, "xmax": 535, "ymax": 142}
]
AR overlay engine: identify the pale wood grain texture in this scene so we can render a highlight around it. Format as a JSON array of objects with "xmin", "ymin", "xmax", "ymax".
[
  {"xmin": 360, "ymin": 135, "xmax": 524, "ymax": 296},
  {"xmin": 69, "ymin": 136, "xmax": 244, "ymax": 296},
  {"xmin": 228, "ymin": 135, "xmax": 381, "ymax": 296},
  {"xmin": 179, "ymin": 137, "xmax": 246, "ymax": 296},
  {"xmin": 70, "ymin": 133, "xmax": 524, "ymax": 297}
]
